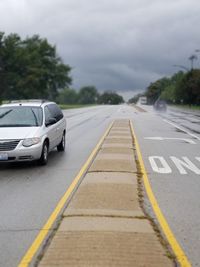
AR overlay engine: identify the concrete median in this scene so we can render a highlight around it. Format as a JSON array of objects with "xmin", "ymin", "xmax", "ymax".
[{"xmin": 37, "ymin": 119, "xmax": 174, "ymax": 267}]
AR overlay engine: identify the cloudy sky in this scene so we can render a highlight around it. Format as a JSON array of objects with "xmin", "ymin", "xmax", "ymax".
[{"xmin": 0, "ymin": 0, "xmax": 200, "ymax": 99}]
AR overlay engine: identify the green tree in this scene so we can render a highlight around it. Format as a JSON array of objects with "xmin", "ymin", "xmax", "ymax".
[
  {"xmin": 145, "ymin": 77, "xmax": 170, "ymax": 104},
  {"xmin": 0, "ymin": 33, "xmax": 22, "ymax": 102},
  {"xmin": 175, "ymin": 70, "xmax": 200, "ymax": 105},
  {"xmin": 160, "ymin": 71, "xmax": 185, "ymax": 103},
  {"xmin": 161, "ymin": 85, "xmax": 176, "ymax": 103},
  {"xmin": 0, "ymin": 33, "xmax": 72, "ymax": 102},
  {"xmin": 78, "ymin": 86, "xmax": 99, "ymax": 104},
  {"xmin": 0, "ymin": 32, "xmax": 6, "ymax": 103},
  {"xmin": 98, "ymin": 91, "xmax": 124, "ymax": 104},
  {"xmin": 128, "ymin": 93, "xmax": 144, "ymax": 104},
  {"xmin": 57, "ymin": 88, "xmax": 78, "ymax": 104}
]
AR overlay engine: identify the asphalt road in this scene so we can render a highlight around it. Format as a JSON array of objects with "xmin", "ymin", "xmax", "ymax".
[
  {"xmin": 0, "ymin": 105, "xmax": 116, "ymax": 267},
  {"xmin": 0, "ymin": 104, "xmax": 199, "ymax": 267},
  {"xmin": 132, "ymin": 104, "xmax": 200, "ymax": 267}
]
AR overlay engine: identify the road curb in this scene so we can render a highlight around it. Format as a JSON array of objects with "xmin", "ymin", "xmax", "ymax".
[{"xmin": 36, "ymin": 119, "xmax": 174, "ymax": 267}]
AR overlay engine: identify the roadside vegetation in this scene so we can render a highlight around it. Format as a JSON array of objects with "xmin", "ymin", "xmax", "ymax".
[
  {"xmin": 129, "ymin": 70, "xmax": 200, "ymax": 107},
  {"xmin": 58, "ymin": 87, "xmax": 124, "ymax": 105},
  {"xmin": 170, "ymin": 104, "xmax": 200, "ymax": 111},
  {"xmin": 0, "ymin": 32, "xmax": 124, "ymax": 106}
]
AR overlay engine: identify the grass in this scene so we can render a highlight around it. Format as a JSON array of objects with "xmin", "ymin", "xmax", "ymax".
[
  {"xmin": 170, "ymin": 104, "xmax": 200, "ymax": 111},
  {"xmin": 59, "ymin": 104, "xmax": 97, "ymax": 110}
]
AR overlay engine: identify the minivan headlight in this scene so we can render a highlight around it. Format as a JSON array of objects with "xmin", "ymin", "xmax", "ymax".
[{"xmin": 22, "ymin": 138, "xmax": 41, "ymax": 147}]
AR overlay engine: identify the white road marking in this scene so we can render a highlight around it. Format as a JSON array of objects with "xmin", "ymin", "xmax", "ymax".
[
  {"xmin": 149, "ymin": 156, "xmax": 172, "ymax": 174},
  {"xmin": 149, "ymin": 156, "xmax": 200, "ymax": 175},
  {"xmin": 196, "ymin": 157, "xmax": 200, "ymax": 162},
  {"xmin": 170, "ymin": 156, "xmax": 200, "ymax": 175},
  {"xmin": 144, "ymin": 136, "xmax": 196, "ymax": 144},
  {"xmin": 163, "ymin": 119, "xmax": 200, "ymax": 141}
]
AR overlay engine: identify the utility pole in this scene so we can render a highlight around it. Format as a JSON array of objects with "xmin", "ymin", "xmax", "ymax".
[
  {"xmin": 188, "ymin": 54, "xmax": 198, "ymax": 70},
  {"xmin": 195, "ymin": 50, "xmax": 200, "ymax": 69}
]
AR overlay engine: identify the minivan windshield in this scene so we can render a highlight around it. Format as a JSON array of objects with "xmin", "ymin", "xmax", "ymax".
[{"xmin": 0, "ymin": 106, "xmax": 43, "ymax": 127}]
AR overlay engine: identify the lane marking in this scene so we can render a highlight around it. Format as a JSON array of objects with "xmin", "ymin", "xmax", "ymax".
[
  {"xmin": 144, "ymin": 136, "xmax": 196, "ymax": 144},
  {"xmin": 18, "ymin": 122, "xmax": 113, "ymax": 267},
  {"xmin": 130, "ymin": 121, "xmax": 191, "ymax": 267},
  {"xmin": 149, "ymin": 156, "xmax": 172, "ymax": 174},
  {"xmin": 148, "ymin": 156, "xmax": 200, "ymax": 175},
  {"xmin": 170, "ymin": 156, "xmax": 200, "ymax": 175},
  {"xmin": 163, "ymin": 119, "xmax": 200, "ymax": 141}
]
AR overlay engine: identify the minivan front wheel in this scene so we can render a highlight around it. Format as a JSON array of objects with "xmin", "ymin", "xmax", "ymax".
[
  {"xmin": 57, "ymin": 133, "xmax": 65, "ymax": 152},
  {"xmin": 38, "ymin": 141, "xmax": 49, "ymax": 165}
]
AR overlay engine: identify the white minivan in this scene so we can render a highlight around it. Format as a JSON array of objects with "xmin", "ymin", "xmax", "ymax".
[{"xmin": 0, "ymin": 100, "xmax": 66, "ymax": 165}]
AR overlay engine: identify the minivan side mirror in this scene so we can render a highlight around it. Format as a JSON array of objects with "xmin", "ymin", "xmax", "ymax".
[{"xmin": 45, "ymin": 117, "xmax": 57, "ymax": 127}]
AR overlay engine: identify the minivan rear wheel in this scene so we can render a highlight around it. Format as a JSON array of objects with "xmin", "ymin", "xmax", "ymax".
[{"xmin": 38, "ymin": 141, "xmax": 49, "ymax": 165}]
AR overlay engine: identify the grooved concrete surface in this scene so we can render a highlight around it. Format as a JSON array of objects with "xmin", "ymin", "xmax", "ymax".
[{"xmin": 38, "ymin": 120, "xmax": 173, "ymax": 267}]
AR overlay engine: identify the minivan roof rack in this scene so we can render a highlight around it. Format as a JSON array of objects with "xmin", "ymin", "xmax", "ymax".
[{"xmin": 9, "ymin": 99, "xmax": 48, "ymax": 104}]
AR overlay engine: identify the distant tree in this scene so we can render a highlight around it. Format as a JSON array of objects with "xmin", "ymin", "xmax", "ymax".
[
  {"xmin": 161, "ymin": 71, "xmax": 185, "ymax": 103},
  {"xmin": 128, "ymin": 93, "xmax": 144, "ymax": 104},
  {"xmin": 144, "ymin": 70, "xmax": 200, "ymax": 105},
  {"xmin": 0, "ymin": 32, "xmax": 5, "ymax": 103},
  {"xmin": 98, "ymin": 91, "xmax": 124, "ymax": 105},
  {"xmin": 145, "ymin": 77, "xmax": 170, "ymax": 104},
  {"xmin": 145, "ymin": 82, "xmax": 159, "ymax": 104},
  {"xmin": 0, "ymin": 33, "xmax": 22, "ymax": 102},
  {"xmin": 78, "ymin": 86, "xmax": 99, "ymax": 104},
  {"xmin": 160, "ymin": 85, "xmax": 176, "ymax": 103},
  {"xmin": 0, "ymin": 32, "xmax": 72, "ymax": 102},
  {"xmin": 57, "ymin": 88, "xmax": 78, "ymax": 104},
  {"xmin": 175, "ymin": 70, "xmax": 200, "ymax": 105}
]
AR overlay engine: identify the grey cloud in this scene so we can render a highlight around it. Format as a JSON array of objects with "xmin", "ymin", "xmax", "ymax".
[{"xmin": 0, "ymin": 0, "xmax": 200, "ymax": 97}]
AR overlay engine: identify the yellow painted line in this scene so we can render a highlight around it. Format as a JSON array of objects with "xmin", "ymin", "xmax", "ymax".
[
  {"xmin": 18, "ymin": 122, "xmax": 113, "ymax": 267},
  {"xmin": 130, "ymin": 121, "xmax": 191, "ymax": 267}
]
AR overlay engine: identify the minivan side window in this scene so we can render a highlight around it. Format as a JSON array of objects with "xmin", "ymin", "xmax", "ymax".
[
  {"xmin": 44, "ymin": 106, "xmax": 53, "ymax": 124},
  {"xmin": 47, "ymin": 104, "xmax": 63, "ymax": 122}
]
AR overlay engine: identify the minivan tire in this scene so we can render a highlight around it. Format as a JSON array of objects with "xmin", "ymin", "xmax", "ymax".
[
  {"xmin": 57, "ymin": 133, "xmax": 65, "ymax": 152},
  {"xmin": 38, "ymin": 141, "xmax": 49, "ymax": 165}
]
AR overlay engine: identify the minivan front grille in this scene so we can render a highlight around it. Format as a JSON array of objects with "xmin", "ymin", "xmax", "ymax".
[{"xmin": 0, "ymin": 140, "xmax": 20, "ymax": 151}]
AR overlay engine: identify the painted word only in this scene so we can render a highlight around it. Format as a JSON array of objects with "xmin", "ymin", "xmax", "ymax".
[{"xmin": 149, "ymin": 156, "xmax": 200, "ymax": 175}]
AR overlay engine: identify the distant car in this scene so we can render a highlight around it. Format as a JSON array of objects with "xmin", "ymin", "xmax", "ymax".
[
  {"xmin": 153, "ymin": 100, "xmax": 167, "ymax": 112},
  {"xmin": 139, "ymin": 96, "xmax": 147, "ymax": 105},
  {"xmin": 0, "ymin": 100, "xmax": 66, "ymax": 165}
]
